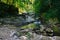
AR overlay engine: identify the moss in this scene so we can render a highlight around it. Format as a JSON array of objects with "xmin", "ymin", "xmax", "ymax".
[
  {"xmin": 52, "ymin": 25, "xmax": 60, "ymax": 36},
  {"xmin": 21, "ymin": 23, "xmax": 36, "ymax": 29},
  {"xmin": 52, "ymin": 26, "xmax": 59, "ymax": 32}
]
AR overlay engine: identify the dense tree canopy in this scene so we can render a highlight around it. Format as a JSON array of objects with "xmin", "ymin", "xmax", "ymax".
[
  {"xmin": 33, "ymin": 0, "xmax": 60, "ymax": 23},
  {"xmin": 0, "ymin": 0, "xmax": 60, "ymax": 22}
]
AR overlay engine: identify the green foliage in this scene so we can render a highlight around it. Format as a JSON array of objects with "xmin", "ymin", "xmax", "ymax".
[
  {"xmin": 1, "ymin": 0, "xmax": 60, "ymax": 21},
  {"xmin": 44, "ymin": 8, "xmax": 58, "ymax": 20},
  {"xmin": 33, "ymin": 0, "xmax": 50, "ymax": 17},
  {"xmin": 34, "ymin": 0, "xmax": 60, "ymax": 22}
]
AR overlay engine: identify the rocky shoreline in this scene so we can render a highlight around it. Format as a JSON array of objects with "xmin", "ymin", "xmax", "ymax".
[
  {"xmin": 0, "ymin": 17, "xmax": 60, "ymax": 40},
  {"xmin": 0, "ymin": 25, "xmax": 60, "ymax": 40}
]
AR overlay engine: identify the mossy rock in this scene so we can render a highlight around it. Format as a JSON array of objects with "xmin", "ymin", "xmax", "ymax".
[
  {"xmin": 52, "ymin": 26, "xmax": 60, "ymax": 36},
  {"xmin": 21, "ymin": 23, "xmax": 36, "ymax": 29}
]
